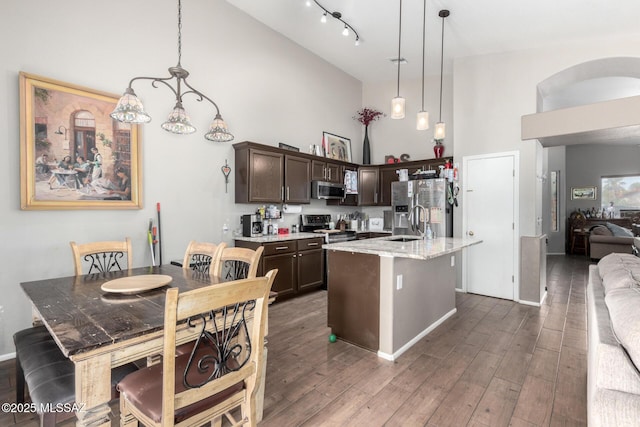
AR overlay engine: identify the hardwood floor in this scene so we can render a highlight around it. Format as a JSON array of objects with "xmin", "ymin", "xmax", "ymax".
[{"xmin": 0, "ymin": 254, "xmax": 589, "ymax": 426}]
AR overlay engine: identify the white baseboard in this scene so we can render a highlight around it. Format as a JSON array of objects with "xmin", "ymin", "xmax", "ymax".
[
  {"xmin": 377, "ymin": 308, "xmax": 457, "ymax": 361},
  {"xmin": 0, "ymin": 352, "xmax": 16, "ymax": 362},
  {"xmin": 519, "ymin": 291, "xmax": 547, "ymax": 307}
]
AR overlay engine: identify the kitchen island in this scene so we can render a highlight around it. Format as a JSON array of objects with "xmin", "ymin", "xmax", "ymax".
[{"xmin": 323, "ymin": 235, "xmax": 481, "ymax": 361}]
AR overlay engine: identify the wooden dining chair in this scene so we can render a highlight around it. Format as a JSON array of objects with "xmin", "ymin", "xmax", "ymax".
[
  {"xmin": 14, "ymin": 237, "xmax": 137, "ymax": 426},
  {"xmin": 182, "ymin": 240, "xmax": 227, "ymax": 274},
  {"xmin": 117, "ymin": 269, "xmax": 278, "ymax": 427},
  {"xmin": 70, "ymin": 237, "xmax": 133, "ymax": 275},
  {"xmin": 213, "ymin": 246, "xmax": 265, "ymax": 281}
]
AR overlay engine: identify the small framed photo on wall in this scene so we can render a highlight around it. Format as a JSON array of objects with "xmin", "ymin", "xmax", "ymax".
[{"xmin": 571, "ymin": 186, "xmax": 597, "ymax": 200}]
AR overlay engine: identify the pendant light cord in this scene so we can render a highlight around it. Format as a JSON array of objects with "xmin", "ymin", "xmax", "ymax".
[
  {"xmin": 438, "ymin": 11, "xmax": 445, "ymax": 121},
  {"xmin": 177, "ymin": 0, "xmax": 182, "ymax": 66},
  {"xmin": 421, "ymin": 0, "xmax": 426, "ymax": 109},
  {"xmin": 396, "ymin": 0, "xmax": 402, "ymax": 97}
]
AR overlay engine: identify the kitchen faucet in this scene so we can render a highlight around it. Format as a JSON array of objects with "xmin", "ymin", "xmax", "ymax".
[{"xmin": 413, "ymin": 204, "xmax": 433, "ymax": 240}]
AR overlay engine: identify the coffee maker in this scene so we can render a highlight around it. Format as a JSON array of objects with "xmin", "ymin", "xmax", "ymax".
[{"xmin": 241, "ymin": 214, "xmax": 263, "ymax": 237}]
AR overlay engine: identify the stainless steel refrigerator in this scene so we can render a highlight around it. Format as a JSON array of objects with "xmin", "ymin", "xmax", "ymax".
[{"xmin": 391, "ymin": 179, "xmax": 453, "ymax": 238}]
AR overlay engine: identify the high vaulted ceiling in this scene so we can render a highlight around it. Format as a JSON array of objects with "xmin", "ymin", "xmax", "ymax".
[{"xmin": 226, "ymin": 0, "xmax": 640, "ymax": 83}]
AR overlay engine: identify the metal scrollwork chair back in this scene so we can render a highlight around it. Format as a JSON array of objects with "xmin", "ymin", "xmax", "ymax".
[
  {"xmin": 117, "ymin": 269, "xmax": 278, "ymax": 427},
  {"xmin": 213, "ymin": 246, "xmax": 265, "ymax": 281},
  {"xmin": 182, "ymin": 241, "xmax": 227, "ymax": 275},
  {"xmin": 70, "ymin": 237, "xmax": 133, "ymax": 275}
]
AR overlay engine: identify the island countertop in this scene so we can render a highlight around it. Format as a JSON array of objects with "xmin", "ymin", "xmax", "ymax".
[{"xmin": 323, "ymin": 235, "xmax": 482, "ymax": 260}]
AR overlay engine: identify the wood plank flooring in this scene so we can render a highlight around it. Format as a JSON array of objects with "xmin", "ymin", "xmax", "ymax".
[{"xmin": 0, "ymin": 254, "xmax": 589, "ymax": 426}]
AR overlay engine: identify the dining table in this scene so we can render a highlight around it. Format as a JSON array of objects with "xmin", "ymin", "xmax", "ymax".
[{"xmin": 20, "ymin": 264, "xmax": 269, "ymax": 427}]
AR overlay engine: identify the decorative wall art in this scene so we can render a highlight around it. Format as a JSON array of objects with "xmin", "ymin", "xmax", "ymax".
[
  {"xmin": 20, "ymin": 72, "xmax": 141, "ymax": 210},
  {"xmin": 322, "ymin": 132, "xmax": 352, "ymax": 163},
  {"xmin": 571, "ymin": 186, "xmax": 597, "ymax": 200}
]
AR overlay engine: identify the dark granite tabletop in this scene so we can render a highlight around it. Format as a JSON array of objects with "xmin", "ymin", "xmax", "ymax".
[{"xmin": 20, "ymin": 265, "xmax": 220, "ymax": 357}]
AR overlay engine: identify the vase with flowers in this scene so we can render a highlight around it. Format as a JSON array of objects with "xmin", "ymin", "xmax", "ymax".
[{"xmin": 353, "ymin": 108, "xmax": 385, "ymax": 164}]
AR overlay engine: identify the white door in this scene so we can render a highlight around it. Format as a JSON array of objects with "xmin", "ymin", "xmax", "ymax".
[{"xmin": 463, "ymin": 153, "xmax": 518, "ymax": 300}]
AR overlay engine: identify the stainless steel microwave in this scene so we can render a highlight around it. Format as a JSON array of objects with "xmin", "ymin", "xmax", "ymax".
[{"xmin": 311, "ymin": 181, "xmax": 346, "ymax": 200}]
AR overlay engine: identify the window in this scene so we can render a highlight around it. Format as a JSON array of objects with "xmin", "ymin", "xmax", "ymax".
[{"xmin": 601, "ymin": 175, "xmax": 640, "ymax": 218}]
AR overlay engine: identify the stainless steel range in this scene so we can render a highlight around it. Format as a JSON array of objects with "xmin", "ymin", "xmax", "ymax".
[{"xmin": 300, "ymin": 214, "xmax": 356, "ymax": 243}]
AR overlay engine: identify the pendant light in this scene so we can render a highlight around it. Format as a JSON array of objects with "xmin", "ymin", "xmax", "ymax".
[
  {"xmin": 434, "ymin": 10, "xmax": 449, "ymax": 140},
  {"xmin": 391, "ymin": 0, "xmax": 405, "ymax": 119},
  {"xmin": 110, "ymin": 0, "xmax": 233, "ymax": 142},
  {"xmin": 416, "ymin": 0, "xmax": 429, "ymax": 130}
]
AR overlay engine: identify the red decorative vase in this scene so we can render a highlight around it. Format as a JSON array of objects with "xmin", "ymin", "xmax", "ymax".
[{"xmin": 433, "ymin": 143, "xmax": 444, "ymax": 158}]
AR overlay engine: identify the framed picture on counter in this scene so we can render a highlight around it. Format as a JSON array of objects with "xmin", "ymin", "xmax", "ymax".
[
  {"xmin": 19, "ymin": 72, "xmax": 141, "ymax": 210},
  {"xmin": 322, "ymin": 131, "xmax": 352, "ymax": 163}
]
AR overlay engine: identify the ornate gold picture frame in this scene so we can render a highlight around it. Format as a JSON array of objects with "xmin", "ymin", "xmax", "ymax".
[{"xmin": 20, "ymin": 72, "xmax": 142, "ymax": 210}]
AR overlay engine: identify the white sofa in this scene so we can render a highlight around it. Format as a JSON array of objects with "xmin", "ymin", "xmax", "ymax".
[{"xmin": 587, "ymin": 253, "xmax": 640, "ymax": 426}]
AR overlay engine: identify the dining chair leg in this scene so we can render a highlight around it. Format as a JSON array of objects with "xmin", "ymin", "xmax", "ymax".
[
  {"xmin": 15, "ymin": 355, "xmax": 25, "ymax": 404},
  {"xmin": 119, "ymin": 397, "xmax": 137, "ymax": 427}
]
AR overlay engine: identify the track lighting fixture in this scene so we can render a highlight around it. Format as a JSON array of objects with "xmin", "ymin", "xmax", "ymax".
[{"xmin": 307, "ymin": 0, "xmax": 361, "ymax": 46}]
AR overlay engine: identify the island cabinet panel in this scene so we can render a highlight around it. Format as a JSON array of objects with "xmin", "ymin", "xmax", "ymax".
[{"xmin": 327, "ymin": 250, "xmax": 380, "ymax": 351}]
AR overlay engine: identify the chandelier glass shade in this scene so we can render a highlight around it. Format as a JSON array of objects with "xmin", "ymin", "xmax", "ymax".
[
  {"xmin": 110, "ymin": 0, "xmax": 233, "ymax": 142},
  {"xmin": 416, "ymin": 111, "xmax": 429, "ymax": 130}
]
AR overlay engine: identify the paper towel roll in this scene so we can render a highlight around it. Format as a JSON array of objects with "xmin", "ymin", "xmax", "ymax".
[{"xmin": 282, "ymin": 204, "xmax": 302, "ymax": 214}]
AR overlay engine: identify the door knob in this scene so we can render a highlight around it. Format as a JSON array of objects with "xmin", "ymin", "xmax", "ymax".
[{"xmin": 468, "ymin": 230, "xmax": 474, "ymax": 236}]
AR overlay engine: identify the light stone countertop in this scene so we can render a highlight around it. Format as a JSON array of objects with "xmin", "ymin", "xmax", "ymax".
[
  {"xmin": 234, "ymin": 232, "xmax": 321, "ymax": 243},
  {"xmin": 323, "ymin": 235, "xmax": 482, "ymax": 260}
]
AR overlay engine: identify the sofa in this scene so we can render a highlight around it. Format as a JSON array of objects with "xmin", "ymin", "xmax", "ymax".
[
  {"xmin": 589, "ymin": 223, "xmax": 635, "ymax": 260},
  {"xmin": 587, "ymin": 253, "xmax": 640, "ymax": 426}
]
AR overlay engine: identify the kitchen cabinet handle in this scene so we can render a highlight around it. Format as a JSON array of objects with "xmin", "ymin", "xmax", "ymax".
[
  {"xmin": 374, "ymin": 192, "xmax": 378, "ymax": 204},
  {"xmin": 281, "ymin": 186, "xmax": 284, "ymax": 200},
  {"xmin": 275, "ymin": 246, "xmax": 290, "ymax": 250},
  {"xmin": 287, "ymin": 186, "xmax": 290, "ymax": 200},
  {"xmin": 298, "ymin": 253, "xmax": 303, "ymax": 257},
  {"xmin": 307, "ymin": 243, "xmax": 319, "ymax": 247},
  {"xmin": 328, "ymin": 169, "xmax": 332, "ymax": 181},
  {"xmin": 323, "ymin": 166, "xmax": 327, "ymax": 179},
  {"xmin": 293, "ymin": 254, "xmax": 297, "ymax": 258}
]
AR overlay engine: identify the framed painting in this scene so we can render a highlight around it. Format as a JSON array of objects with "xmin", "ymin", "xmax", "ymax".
[
  {"xmin": 571, "ymin": 186, "xmax": 597, "ymax": 200},
  {"xmin": 322, "ymin": 131, "xmax": 352, "ymax": 163},
  {"xmin": 20, "ymin": 72, "xmax": 142, "ymax": 210}
]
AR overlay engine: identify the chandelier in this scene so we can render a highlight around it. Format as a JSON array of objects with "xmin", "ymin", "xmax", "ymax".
[
  {"xmin": 110, "ymin": 0, "xmax": 233, "ymax": 142},
  {"xmin": 434, "ymin": 10, "xmax": 450, "ymax": 141}
]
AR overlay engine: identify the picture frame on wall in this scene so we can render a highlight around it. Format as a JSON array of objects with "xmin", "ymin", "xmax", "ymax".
[
  {"xmin": 322, "ymin": 131, "xmax": 352, "ymax": 163},
  {"xmin": 571, "ymin": 186, "xmax": 597, "ymax": 200},
  {"xmin": 20, "ymin": 72, "xmax": 142, "ymax": 210}
]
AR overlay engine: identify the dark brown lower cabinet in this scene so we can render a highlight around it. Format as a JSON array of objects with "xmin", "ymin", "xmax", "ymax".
[{"xmin": 235, "ymin": 237, "xmax": 324, "ymax": 301}]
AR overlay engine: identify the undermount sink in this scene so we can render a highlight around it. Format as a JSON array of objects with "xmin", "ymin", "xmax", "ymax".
[{"xmin": 388, "ymin": 236, "xmax": 421, "ymax": 242}]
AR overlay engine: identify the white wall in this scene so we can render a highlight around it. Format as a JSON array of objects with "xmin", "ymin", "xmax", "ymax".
[
  {"xmin": 0, "ymin": 0, "xmax": 362, "ymax": 357},
  {"xmin": 452, "ymin": 37, "xmax": 640, "ymax": 239}
]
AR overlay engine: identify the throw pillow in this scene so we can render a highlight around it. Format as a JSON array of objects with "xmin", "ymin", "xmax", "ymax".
[{"xmin": 605, "ymin": 222, "xmax": 634, "ymax": 237}]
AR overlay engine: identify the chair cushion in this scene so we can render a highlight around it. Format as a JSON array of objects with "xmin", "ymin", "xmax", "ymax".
[
  {"xmin": 117, "ymin": 344, "xmax": 244, "ymax": 424},
  {"xmin": 14, "ymin": 325, "xmax": 137, "ymax": 412}
]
